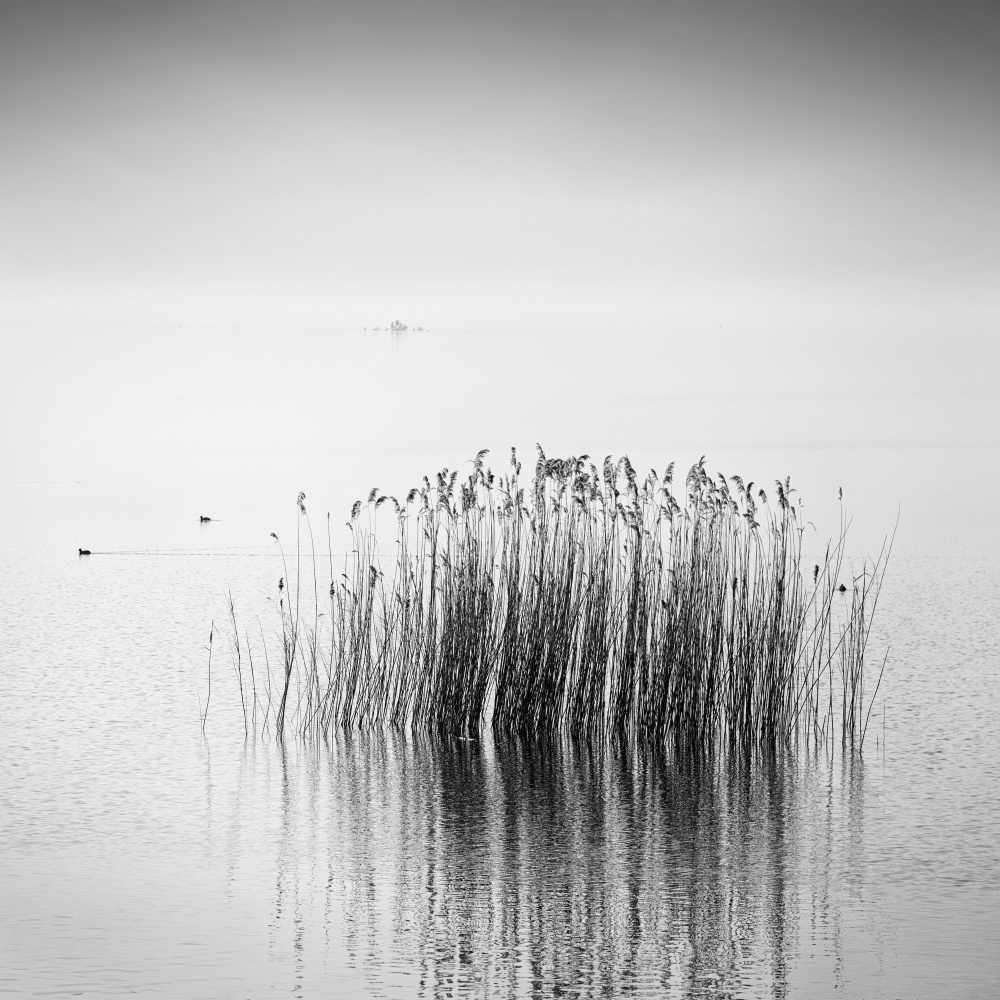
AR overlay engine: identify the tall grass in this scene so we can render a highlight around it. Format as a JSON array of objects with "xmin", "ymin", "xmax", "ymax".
[{"xmin": 215, "ymin": 447, "xmax": 891, "ymax": 754}]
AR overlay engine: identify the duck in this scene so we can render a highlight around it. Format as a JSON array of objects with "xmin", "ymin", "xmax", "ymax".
[
  {"xmin": 78, "ymin": 548, "xmax": 91, "ymax": 555},
  {"xmin": 199, "ymin": 516, "xmax": 212, "ymax": 522}
]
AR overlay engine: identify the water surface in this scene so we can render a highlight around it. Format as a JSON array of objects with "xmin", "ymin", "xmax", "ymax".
[{"xmin": 1, "ymin": 327, "xmax": 998, "ymax": 997}]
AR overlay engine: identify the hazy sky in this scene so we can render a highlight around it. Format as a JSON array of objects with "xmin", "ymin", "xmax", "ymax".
[{"xmin": 1, "ymin": 1, "xmax": 997, "ymax": 333}]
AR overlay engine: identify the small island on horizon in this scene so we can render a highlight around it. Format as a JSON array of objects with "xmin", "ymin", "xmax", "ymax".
[{"xmin": 365, "ymin": 320, "xmax": 426, "ymax": 333}]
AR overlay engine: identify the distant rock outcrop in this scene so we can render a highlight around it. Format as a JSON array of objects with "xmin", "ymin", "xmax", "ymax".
[{"xmin": 371, "ymin": 320, "xmax": 425, "ymax": 332}]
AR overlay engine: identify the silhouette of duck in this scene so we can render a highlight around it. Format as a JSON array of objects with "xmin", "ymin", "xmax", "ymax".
[
  {"xmin": 78, "ymin": 548, "xmax": 91, "ymax": 556},
  {"xmin": 199, "ymin": 516, "xmax": 212, "ymax": 522},
  {"xmin": 838, "ymin": 583, "xmax": 847, "ymax": 592}
]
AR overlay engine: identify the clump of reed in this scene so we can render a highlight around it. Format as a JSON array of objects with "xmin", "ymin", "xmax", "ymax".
[{"xmin": 215, "ymin": 447, "xmax": 890, "ymax": 754}]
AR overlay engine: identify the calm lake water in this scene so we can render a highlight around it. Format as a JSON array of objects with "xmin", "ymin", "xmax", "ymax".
[{"xmin": 1, "ymin": 327, "xmax": 998, "ymax": 997}]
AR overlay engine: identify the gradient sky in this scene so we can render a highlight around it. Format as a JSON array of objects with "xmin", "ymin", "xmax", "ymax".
[{"xmin": 1, "ymin": 1, "xmax": 997, "ymax": 333}]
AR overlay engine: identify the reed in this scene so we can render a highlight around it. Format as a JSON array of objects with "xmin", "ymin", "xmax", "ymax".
[{"xmin": 216, "ymin": 447, "xmax": 891, "ymax": 755}]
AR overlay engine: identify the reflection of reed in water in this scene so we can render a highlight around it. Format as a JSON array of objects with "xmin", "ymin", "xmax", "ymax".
[{"xmin": 270, "ymin": 733, "xmax": 861, "ymax": 998}]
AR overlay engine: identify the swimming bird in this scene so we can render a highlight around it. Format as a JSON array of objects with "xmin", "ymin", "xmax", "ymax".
[
  {"xmin": 78, "ymin": 548, "xmax": 91, "ymax": 555},
  {"xmin": 199, "ymin": 516, "xmax": 212, "ymax": 522},
  {"xmin": 838, "ymin": 583, "xmax": 847, "ymax": 592}
]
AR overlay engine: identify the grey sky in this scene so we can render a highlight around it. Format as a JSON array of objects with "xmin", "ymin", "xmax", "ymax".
[{"xmin": 1, "ymin": 1, "xmax": 996, "ymax": 332}]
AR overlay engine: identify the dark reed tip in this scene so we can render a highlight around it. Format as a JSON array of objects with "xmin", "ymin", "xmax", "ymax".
[{"xmin": 78, "ymin": 548, "xmax": 91, "ymax": 555}]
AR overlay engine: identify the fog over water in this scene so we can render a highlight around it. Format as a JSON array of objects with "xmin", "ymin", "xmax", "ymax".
[
  {"xmin": 2, "ymin": 3, "xmax": 997, "ymax": 336},
  {"xmin": 2, "ymin": 2, "xmax": 998, "ymax": 997}
]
